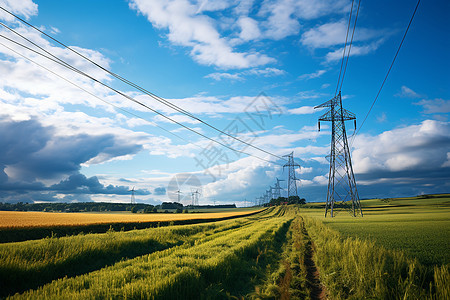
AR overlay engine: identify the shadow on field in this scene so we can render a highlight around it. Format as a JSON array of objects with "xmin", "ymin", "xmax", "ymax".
[
  {"xmin": 0, "ymin": 209, "xmax": 268, "ymax": 298},
  {"xmin": 196, "ymin": 219, "xmax": 293, "ymax": 299},
  {"xmin": 0, "ymin": 238, "xmax": 178, "ymax": 298}
]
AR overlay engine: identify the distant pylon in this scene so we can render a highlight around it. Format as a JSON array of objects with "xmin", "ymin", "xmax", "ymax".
[
  {"xmin": 129, "ymin": 186, "xmax": 136, "ymax": 204},
  {"xmin": 175, "ymin": 190, "xmax": 182, "ymax": 203},
  {"xmin": 266, "ymin": 188, "xmax": 273, "ymax": 201},
  {"xmin": 315, "ymin": 91, "xmax": 362, "ymax": 217},
  {"xmin": 272, "ymin": 178, "xmax": 284, "ymax": 199},
  {"xmin": 283, "ymin": 152, "xmax": 301, "ymax": 199},
  {"xmin": 191, "ymin": 188, "xmax": 200, "ymax": 207}
]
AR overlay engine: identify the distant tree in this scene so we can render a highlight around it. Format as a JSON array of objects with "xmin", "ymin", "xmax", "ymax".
[
  {"xmin": 161, "ymin": 202, "xmax": 183, "ymax": 210},
  {"xmin": 143, "ymin": 205, "xmax": 154, "ymax": 213},
  {"xmin": 288, "ymin": 195, "xmax": 306, "ymax": 205},
  {"xmin": 131, "ymin": 206, "xmax": 138, "ymax": 213},
  {"xmin": 176, "ymin": 208, "xmax": 183, "ymax": 213}
]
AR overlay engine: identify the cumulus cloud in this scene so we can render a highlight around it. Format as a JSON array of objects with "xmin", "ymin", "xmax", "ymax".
[
  {"xmin": 0, "ymin": 0, "xmax": 38, "ymax": 21},
  {"xmin": 51, "ymin": 173, "xmax": 150, "ymax": 195},
  {"xmin": 238, "ymin": 16, "xmax": 261, "ymax": 41},
  {"xmin": 129, "ymin": 0, "xmax": 274, "ymax": 69},
  {"xmin": 0, "ymin": 116, "xmax": 143, "ymax": 192},
  {"xmin": 128, "ymin": 0, "xmax": 357, "ymax": 68},
  {"xmin": 352, "ymin": 120, "xmax": 450, "ymax": 174}
]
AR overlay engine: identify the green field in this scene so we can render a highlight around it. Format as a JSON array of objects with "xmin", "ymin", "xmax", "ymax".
[
  {"xmin": 310, "ymin": 194, "xmax": 450, "ymax": 266},
  {"xmin": 0, "ymin": 197, "xmax": 449, "ymax": 299}
]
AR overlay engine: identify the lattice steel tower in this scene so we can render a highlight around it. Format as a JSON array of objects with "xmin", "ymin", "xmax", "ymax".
[
  {"xmin": 129, "ymin": 186, "xmax": 136, "ymax": 204},
  {"xmin": 272, "ymin": 178, "xmax": 284, "ymax": 199},
  {"xmin": 283, "ymin": 152, "xmax": 301, "ymax": 199},
  {"xmin": 315, "ymin": 92, "xmax": 362, "ymax": 217}
]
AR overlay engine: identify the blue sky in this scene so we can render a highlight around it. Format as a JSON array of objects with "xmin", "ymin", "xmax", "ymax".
[{"xmin": 0, "ymin": 0, "xmax": 449, "ymax": 206}]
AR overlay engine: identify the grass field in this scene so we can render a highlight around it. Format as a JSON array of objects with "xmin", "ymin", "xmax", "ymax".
[
  {"xmin": 0, "ymin": 197, "xmax": 449, "ymax": 299},
  {"xmin": 308, "ymin": 194, "xmax": 450, "ymax": 266}
]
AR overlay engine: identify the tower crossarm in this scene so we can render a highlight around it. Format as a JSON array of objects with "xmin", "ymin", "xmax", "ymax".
[
  {"xmin": 318, "ymin": 108, "xmax": 356, "ymax": 122},
  {"xmin": 314, "ymin": 95, "xmax": 338, "ymax": 109}
]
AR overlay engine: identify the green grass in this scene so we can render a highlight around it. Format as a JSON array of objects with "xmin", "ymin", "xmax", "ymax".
[
  {"xmin": 316, "ymin": 195, "xmax": 450, "ymax": 266},
  {"xmin": 9, "ymin": 207, "xmax": 293, "ymax": 299},
  {"xmin": 2, "ymin": 198, "xmax": 449, "ymax": 299},
  {"xmin": 302, "ymin": 216, "xmax": 449, "ymax": 299},
  {"xmin": 0, "ymin": 207, "xmax": 279, "ymax": 298}
]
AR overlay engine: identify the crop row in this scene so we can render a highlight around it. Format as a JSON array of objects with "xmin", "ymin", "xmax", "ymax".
[
  {"xmin": 0, "ymin": 208, "xmax": 277, "ymax": 297},
  {"xmin": 303, "ymin": 216, "xmax": 449, "ymax": 299},
  {"xmin": 10, "ymin": 208, "xmax": 293, "ymax": 299}
]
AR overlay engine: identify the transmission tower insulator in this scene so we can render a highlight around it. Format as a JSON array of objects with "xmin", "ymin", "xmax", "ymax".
[{"xmin": 314, "ymin": 91, "xmax": 363, "ymax": 217}]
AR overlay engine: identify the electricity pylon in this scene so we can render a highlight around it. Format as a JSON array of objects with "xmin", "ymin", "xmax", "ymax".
[
  {"xmin": 272, "ymin": 178, "xmax": 284, "ymax": 199},
  {"xmin": 315, "ymin": 91, "xmax": 362, "ymax": 217},
  {"xmin": 129, "ymin": 186, "xmax": 136, "ymax": 204},
  {"xmin": 266, "ymin": 188, "xmax": 273, "ymax": 201},
  {"xmin": 175, "ymin": 190, "xmax": 182, "ymax": 203},
  {"xmin": 191, "ymin": 188, "xmax": 201, "ymax": 207},
  {"xmin": 283, "ymin": 152, "xmax": 301, "ymax": 199}
]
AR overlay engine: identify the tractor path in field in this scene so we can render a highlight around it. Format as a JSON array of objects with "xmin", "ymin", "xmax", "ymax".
[{"xmin": 301, "ymin": 220, "xmax": 327, "ymax": 300}]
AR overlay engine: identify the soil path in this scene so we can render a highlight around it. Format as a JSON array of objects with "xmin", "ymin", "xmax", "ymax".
[{"xmin": 301, "ymin": 219, "xmax": 327, "ymax": 300}]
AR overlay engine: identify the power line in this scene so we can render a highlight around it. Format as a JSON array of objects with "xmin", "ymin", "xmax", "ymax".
[
  {"xmin": 0, "ymin": 33, "xmax": 283, "ymax": 166},
  {"xmin": 0, "ymin": 6, "xmax": 286, "ymax": 162},
  {"xmin": 351, "ymin": 0, "xmax": 421, "ymax": 146},
  {"xmin": 335, "ymin": 0, "xmax": 355, "ymax": 96},
  {"xmin": 0, "ymin": 39, "xmax": 190, "ymax": 144},
  {"xmin": 338, "ymin": 0, "xmax": 362, "ymax": 93}
]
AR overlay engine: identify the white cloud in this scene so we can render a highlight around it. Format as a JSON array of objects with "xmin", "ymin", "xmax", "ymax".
[
  {"xmin": 204, "ymin": 72, "xmax": 243, "ymax": 81},
  {"xmin": 414, "ymin": 98, "xmax": 450, "ymax": 114},
  {"xmin": 352, "ymin": 120, "xmax": 450, "ymax": 174},
  {"xmin": 396, "ymin": 85, "xmax": 421, "ymax": 98},
  {"xmin": 260, "ymin": 0, "xmax": 301, "ymax": 40},
  {"xmin": 301, "ymin": 19, "xmax": 381, "ymax": 49},
  {"xmin": 238, "ymin": 16, "xmax": 261, "ymax": 41},
  {"xmin": 298, "ymin": 69, "xmax": 326, "ymax": 80},
  {"xmin": 245, "ymin": 67, "xmax": 285, "ymax": 76},
  {"xmin": 301, "ymin": 20, "xmax": 348, "ymax": 48},
  {"xmin": 129, "ymin": 0, "xmax": 274, "ymax": 69},
  {"xmin": 205, "ymin": 68, "xmax": 286, "ymax": 81},
  {"xmin": 0, "ymin": 0, "xmax": 38, "ymax": 21},
  {"xmin": 260, "ymin": 0, "xmax": 350, "ymax": 40},
  {"xmin": 205, "ymin": 67, "xmax": 285, "ymax": 81},
  {"xmin": 289, "ymin": 106, "xmax": 319, "ymax": 115},
  {"xmin": 325, "ymin": 39, "xmax": 384, "ymax": 62}
]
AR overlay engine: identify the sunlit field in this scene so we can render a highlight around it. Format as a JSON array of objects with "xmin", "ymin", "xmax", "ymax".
[
  {"xmin": 0, "ymin": 197, "xmax": 448, "ymax": 299},
  {"xmin": 0, "ymin": 209, "xmax": 263, "ymax": 228},
  {"xmin": 303, "ymin": 194, "xmax": 450, "ymax": 266}
]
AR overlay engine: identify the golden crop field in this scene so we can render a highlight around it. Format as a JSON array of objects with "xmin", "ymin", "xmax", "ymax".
[{"xmin": 0, "ymin": 209, "xmax": 263, "ymax": 228}]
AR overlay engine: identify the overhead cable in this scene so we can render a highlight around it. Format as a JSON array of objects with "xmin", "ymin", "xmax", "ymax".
[{"xmin": 0, "ymin": 6, "xmax": 286, "ymax": 162}]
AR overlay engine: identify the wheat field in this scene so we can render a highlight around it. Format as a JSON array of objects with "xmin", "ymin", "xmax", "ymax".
[{"xmin": 0, "ymin": 209, "xmax": 263, "ymax": 228}]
